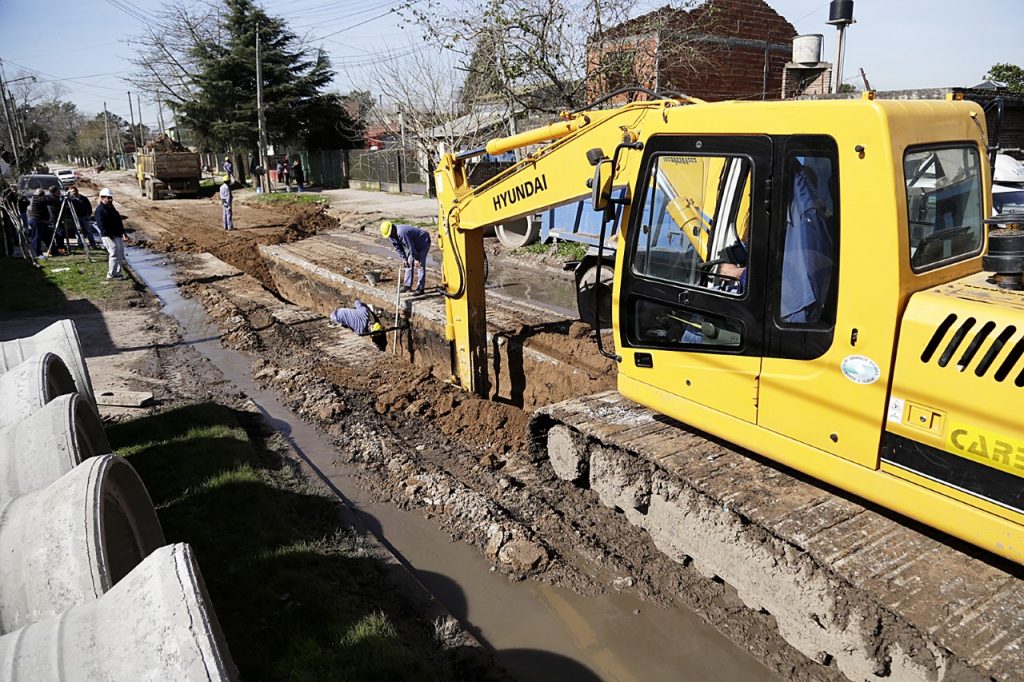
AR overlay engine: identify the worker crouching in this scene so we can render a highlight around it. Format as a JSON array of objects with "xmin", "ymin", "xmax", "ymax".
[{"xmin": 330, "ymin": 300, "xmax": 386, "ymax": 350}]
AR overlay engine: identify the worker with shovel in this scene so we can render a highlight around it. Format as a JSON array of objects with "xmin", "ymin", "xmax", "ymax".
[{"xmin": 380, "ymin": 220, "xmax": 430, "ymax": 295}]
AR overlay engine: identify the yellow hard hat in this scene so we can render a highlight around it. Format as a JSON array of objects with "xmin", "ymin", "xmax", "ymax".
[
  {"xmin": 380, "ymin": 220, "xmax": 394, "ymax": 238},
  {"xmin": 224, "ymin": 156, "xmax": 230, "ymax": 161},
  {"xmin": 369, "ymin": 322, "xmax": 383, "ymax": 334},
  {"xmin": 223, "ymin": 175, "xmax": 231, "ymax": 183}
]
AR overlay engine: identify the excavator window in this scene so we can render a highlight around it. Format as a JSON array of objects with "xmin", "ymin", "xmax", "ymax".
[
  {"xmin": 904, "ymin": 144, "xmax": 984, "ymax": 272},
  {"xmin": 776, "ymin": 155, "xmax": 836, "ymax": 325},
  {"xmin": 631, "ymin": 154, "xmax": 752, "ymax": 295}
]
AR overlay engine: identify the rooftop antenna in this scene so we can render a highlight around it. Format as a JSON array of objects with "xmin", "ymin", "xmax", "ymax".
[{"xmin": 827, "ymin": 0, "xmax": 855, "ymax": 93}]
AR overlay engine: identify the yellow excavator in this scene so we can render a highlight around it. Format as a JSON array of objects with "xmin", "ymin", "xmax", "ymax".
[{"xmin": 434, "ymin": 90, "xmax": 1024, "ymax": 564}]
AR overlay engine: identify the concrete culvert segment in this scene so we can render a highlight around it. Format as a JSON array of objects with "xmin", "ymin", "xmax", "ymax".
[
  {"xmin": 494, "ymin": 216, "xmax": 540, "ymax": 249},
  {"xmin": 0, "ymin": 393, "xmax": 110, "ymax": 500},
  {"xmin": 0, "ymin": 543, "xmax": 237, "ymax": 680},
  {"xmin": 0, "ymin": 455, "xmax": 164, "ymax": 633},
  {"xmin": 0, "ymin": 320, "xmax": 95, "ymax": 406},
  {"xmin": 0, "ymin": 353, "xmax": 77, "ymax": 430}
]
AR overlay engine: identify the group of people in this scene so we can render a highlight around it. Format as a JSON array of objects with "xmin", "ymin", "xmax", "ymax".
[
  {"xmin": 274, "ymin": 158, "xmax": 305, "ymax": 193},
  {"xmin": 2, "ymin": 181, "xmax": 128, "ymax": 281},
  {"xmin": 21, "ymin": 184, "xmax": 97, "ymax": 258}
]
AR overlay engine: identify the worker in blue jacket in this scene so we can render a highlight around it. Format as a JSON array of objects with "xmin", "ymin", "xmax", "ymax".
[
  {"xmin": 331, "ymin": 301, "xmax": 385, "ymax": 333},
  {"xmin": 380, "ymin": 220, "xmax": 431, "ymax": 295}
]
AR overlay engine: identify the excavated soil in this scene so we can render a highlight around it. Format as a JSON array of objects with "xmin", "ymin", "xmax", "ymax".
[{"xmin": 130, "ymin": 196, "xmax": 333, "ymax": 291}]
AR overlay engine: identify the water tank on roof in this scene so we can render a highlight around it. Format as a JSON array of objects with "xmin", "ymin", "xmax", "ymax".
[
  {"xmin": 827, "ymin": 0, "xmax": 854, "ymax": 25},
  {"xmin": 792, "ymin": 35, "xmax": 823, "ymax": 64}
]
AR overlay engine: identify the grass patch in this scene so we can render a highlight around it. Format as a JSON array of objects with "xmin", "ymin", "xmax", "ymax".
[
  {"xmin": 0, "ymin": 252, "xmax": 129, "ymax": 312},
  {"xmin": 513, "ymin": 240, "xmax": 588, "ymax": 260},
  {"xmin": 251, "ymin": 192, "xmax": 327, "ymax": 207},
  {"xmin": 107, "ymin": 403, "xmax": 454, "ymax": 680}
]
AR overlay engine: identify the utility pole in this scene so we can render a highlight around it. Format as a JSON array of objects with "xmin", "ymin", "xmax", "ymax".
[
  {"xmin": 0, "ymin": 71, "xmax": 20, "ymax": 171},
  {"xmin": 103, "ymin": 102, "xmax": 112, "ymax": 166},
  {"xmin": 827, "ymin": 0, "xmax": 855, "ymax": 94},
  {"xmin": 156, "ymin": 92, "xmax": 165, "ymax": 134},
  {"xmin": 255, "ymin": 22, "xmax": 270, "ymax": 193},
  {"xmin": 115, "ymin": 112, "xmax": 126, "ymax": 169},
  {"xmin": 136, "ymin": 93, "xmax": 144, "ymax": 146},
  {"xmin": 127, "ymin": 91, "xmax": 138, "ymax": 152}
]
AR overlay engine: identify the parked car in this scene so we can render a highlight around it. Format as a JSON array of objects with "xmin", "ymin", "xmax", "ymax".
[
  {"xmin": 54, "ymin": 168, "xmax": 77, "ymax": 187},
  {"xmin": 17, "ymin": 173, "xmax": 63, "ymax": 198}
]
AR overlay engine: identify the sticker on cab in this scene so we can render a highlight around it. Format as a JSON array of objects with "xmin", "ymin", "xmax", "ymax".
[
  {"xmin": 886, "ymin": 397, "xmax": 905, "ymax": 423},
  {"xmin": 841, "ymin": 355, "xmax": 880, "ymax": 385}
]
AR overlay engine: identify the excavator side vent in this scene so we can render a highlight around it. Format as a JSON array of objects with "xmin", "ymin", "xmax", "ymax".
[
  {"xmin": 921, "ymin": 313, "xmax": 1024, "ymax": 383},
  {"xmin": 937, "ymin": 317, "xmax": 976, "ymax": 367}
]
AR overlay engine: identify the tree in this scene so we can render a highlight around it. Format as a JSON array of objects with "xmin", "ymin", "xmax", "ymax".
[
  {"xmin": 404, "ymin": 0, "xmax": 716, "ymax": 113},
  {"xmin": 985, "ymin": 63, "xmax": 1024, "ymax": 94},
  {"xmin": 126, "ymin": 1, "xmax": 223, "ymax": 104},
  {"xmin": 167, "ymin": 0, "xmax": 356, "ymax": 152},
  {"xmin": 359, "ymin": 43, "xmax": 511, "ymax": 158},
  {"xmin": 1, "ymin": 73, "xmax": 83, "ymax": 161}
]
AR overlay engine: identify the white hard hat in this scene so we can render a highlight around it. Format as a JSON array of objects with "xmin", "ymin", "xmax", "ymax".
[{"xmin": 99, "ymin": 188, "xmax": 113, "ymax": 198}]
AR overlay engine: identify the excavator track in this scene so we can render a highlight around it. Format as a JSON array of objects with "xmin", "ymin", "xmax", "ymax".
[{"xmin": 530, "ymin": 390, "xmax": 1024, "ymax": 681}]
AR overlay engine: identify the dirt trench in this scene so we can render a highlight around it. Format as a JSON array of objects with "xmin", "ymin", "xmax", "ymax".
[{"xmin": 109, "ymin": 181, "xmax": 844, "ymax": 680}]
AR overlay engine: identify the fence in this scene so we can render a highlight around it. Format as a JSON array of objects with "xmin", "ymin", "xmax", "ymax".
[
  {"xmin": 191, "ymin": 147, "xmax": 431, "ymax": 195},
  {"xmin": 347, "ymin": 148, "xmax": 427, "ymax": 195}
]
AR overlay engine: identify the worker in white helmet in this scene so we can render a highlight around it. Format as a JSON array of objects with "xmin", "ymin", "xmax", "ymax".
[{"xmin": 94, "ymin": 188, "xmax": 128, "ymax": 280}]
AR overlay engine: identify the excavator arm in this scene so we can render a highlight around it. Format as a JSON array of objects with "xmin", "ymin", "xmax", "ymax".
[{"xmin": 434, "ymin": 97, "xmax": 696, "ymax": 395}]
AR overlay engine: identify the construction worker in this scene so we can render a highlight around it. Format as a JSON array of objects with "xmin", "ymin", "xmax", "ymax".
[
  {"xmin": 219, "ymin": 175, "xmax": 234, "ymax": 231},
  {"xmin": 94, "ymin": 188, "xmax": 127, "ymax": 279},
  {"xmin": 329, "ymin": 299, "xmax": 383, "ymax": 336},
  {"xmin": 380, "ymin": 220, "xmax": 430, "ymax": 295},
  {"xmin": 222, "ymin": 155, "xmax": 234, "ymax": 183}
]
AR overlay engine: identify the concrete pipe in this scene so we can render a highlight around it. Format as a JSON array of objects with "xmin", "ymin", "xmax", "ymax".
[
  {"xmin": 0, "ymin": 393, "xmax": 110, "ymax": 501},
  {"xmin": 0, "ymin": 353, "xmax": 77, "ymax": 431},
  {"xmin": 0, "ymin": 543, "xmax": 236, "ymax": 681},
  {"xmin": 495, "ymin": 216, "xmax": 541, "ymax": 249},
  {"xmin": 0, "ymin": 320, "xmax": 95, "ymax": 406},
  {"xmin": 0, "ymin": 454, "xmax": 164, "ymax": 633}
]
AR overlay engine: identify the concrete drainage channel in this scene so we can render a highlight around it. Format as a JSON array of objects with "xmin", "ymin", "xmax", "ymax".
[{"xmin": 0, "ymin": 320, "xmax": 235, "ymax": 680}]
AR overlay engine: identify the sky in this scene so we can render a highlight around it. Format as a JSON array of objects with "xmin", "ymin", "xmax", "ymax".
[{"xmin": 0, "ymin": 0, "xmax": 1021, "ymax": 130}]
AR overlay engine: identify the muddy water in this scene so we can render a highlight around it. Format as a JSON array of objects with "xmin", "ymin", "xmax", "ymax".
[
  {"xmin": 320, "ymin": 232, "xmax": 579, "ymax": 318},
  {"xmin": 127, "ymin": 246, "xmax": 778, "ymax": 682}
]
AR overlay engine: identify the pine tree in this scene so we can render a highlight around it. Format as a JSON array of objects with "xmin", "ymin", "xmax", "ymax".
[{"xmin": 176, "ymin": 0, "xmax": 356, "ymax": 150}]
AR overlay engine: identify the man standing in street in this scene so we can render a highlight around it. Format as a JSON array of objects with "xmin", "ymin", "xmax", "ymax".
[
  {"xmin": 94, "ymin": 187, "xmax": 127, "ymax": 279},
  {"xmin": 380, "ymin": 220, "xmax": 431, "ymax": 295},
  {"xmin": 219, "ymin": 175, "xmax": 234, "ymax": 231}
]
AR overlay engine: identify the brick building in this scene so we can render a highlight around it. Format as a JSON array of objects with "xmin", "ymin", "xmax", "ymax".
[{"xmin": 589, "ymin": 0, "xmax": 797, "ymax": 102}]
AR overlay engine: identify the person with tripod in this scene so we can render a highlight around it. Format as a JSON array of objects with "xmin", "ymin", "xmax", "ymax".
[
  {"xmin": 46, "ymin": 186, "xmax": 69, "ymax": 256},
  {"xmin": 66, "ymin": 185, "xmax": 97, "ymax": 250}
]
